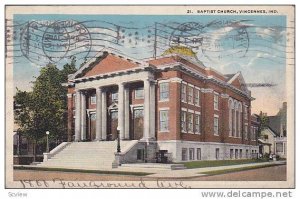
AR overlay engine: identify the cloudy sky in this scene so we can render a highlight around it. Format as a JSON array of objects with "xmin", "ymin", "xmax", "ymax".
[{"xmin": 8, "ymin": 14, "xmax": 289, "ymax": 115}]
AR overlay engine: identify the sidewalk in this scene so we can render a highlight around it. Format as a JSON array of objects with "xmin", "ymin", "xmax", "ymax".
[{"xmin": 15, "ymin": 160, "xmax": 285, "ymax": 179}]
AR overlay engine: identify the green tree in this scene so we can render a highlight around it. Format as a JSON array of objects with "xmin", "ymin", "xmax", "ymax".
[{"xmin": 14, "ymin": 59, "xmax": 77, "ymax": 161}]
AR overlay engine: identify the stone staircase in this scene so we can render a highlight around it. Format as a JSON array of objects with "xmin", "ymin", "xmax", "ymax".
[{"xmin": 37, "ymin": 141, "xmax": 134, "ymax": 170}]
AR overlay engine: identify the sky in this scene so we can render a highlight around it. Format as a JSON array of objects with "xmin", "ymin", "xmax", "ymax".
[{"xmin": 8, "ymin": 14, "xmax": 288, "ymax": 116}]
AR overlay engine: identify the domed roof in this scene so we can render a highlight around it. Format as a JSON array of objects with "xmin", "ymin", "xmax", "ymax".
[{"xmin": 162, "ymin": 46, "xmax": 197, "ymax": 58}]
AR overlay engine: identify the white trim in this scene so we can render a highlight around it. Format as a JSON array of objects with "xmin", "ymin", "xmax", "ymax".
[
  {"xmin": 188, "ymin": 109, "xmax": 195, "ymax": 113},
  {"xmin": 159, "ymin": 107, "xmax": 170, "ymax": 111},
  {"xmin": 221, "ymin": 93, "xmax": 229, "ymax": 98},
  {"xmin": 195, "ymin": 111, "xmax": 201, "ymax": 115},
  {"xmin": 181, "ymin": 107, "xmax": 187, "ymax": 111},
  {"xmin": 201, "ymin": 88, "xmax": 214, "ymax": 93}
]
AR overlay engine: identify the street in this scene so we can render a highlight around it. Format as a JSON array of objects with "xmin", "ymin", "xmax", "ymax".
[{"xmin": 14, "ymin": 165, "xmax": 286, "ymax": 182}]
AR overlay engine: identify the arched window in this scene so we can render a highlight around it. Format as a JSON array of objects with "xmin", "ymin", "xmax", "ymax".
[
  {"xmin": 237, "ymin": 103, "xmax": 242, "ymax": 137},
  {"xmin": 228, "ymin": 98, "xmax": 234, "ymax": 136}
]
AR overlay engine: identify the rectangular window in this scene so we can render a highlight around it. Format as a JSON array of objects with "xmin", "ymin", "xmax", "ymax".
[
  {"xmin": 214, "ymin": 93, "xmax": 219, "ymax": 110},
  {"xmin": 182, "ymin": 148, "xmax": 187, "ymax": 161},
  {"xmin": 239, "ymin": 149, "xmax": 243, "ymax": 159},
  {"xmin": 90, "ymin": 94, "xmax": 96, "ymax": 104},
  {"xmin": 187, "ymin": 113, "xmax": 194, "ymax": 133},
  {"xmin": 214, "ymin": 116, "xmax": 219, "ymax": 135},
  {"xmin": 188, "ymin": 86, "xmax": 193, "ymax": 104},
  {"xmin": 73, "ymin": 94, "xmax": 76, "ymax": 107},
  {"xmin": 181, "ymin": 111, "xmax": 187, "ymax": 132},
  {"xmin": 244, "ymin": 124, "xmax": 248, "ymax": 140},
  {"xmin": 159, "ymin": 110, "xmax": 169, "ymax": 131},
  {"xmin": 194, "ymin": 89, "xmax": 200, "ymax": 106},
  {"xmin": 246, "ymin": 149, "xmax": 249, "ymax": 158},
  {"xmin": 196, "ymin": 148, "xmax": 201, "ymax": 160},
  {"xmin": 244, "ymin": 106, "xmax": 248, "ymax": 120},
  {"xmin": 159, "ymin": 82, "xmax": 169, "ymax": 101},
  {"xmin": 112, "ymin": 92, "xmax": 118, "ymax": 101},
  {"xmin": 135, "ymin": 87, "xmax": 144, "ymax": 99},
  {"xmin": 230, "ymin": 149, "xmax": 234, "ymax": 159},
  {"xmin": 276, "ymin": 143, "xmax": 283, "ymax": 153},
  {"xmin": 189, "ymin": 148, "xmax": 195, "ymax": 160},
  {"xmin": 235, "ymin": 149, "xmax": 238, "ymax": 159},
  {"xmin": 181, "ymin": 84, "xmax": 187, "ymax": 102},
  {"xmin": 137, "ymin": 149, "xmax": 144, "ymax": 160},
  {"xmin": 195, "ymin": 114, "xmax": 200, "ymax": 134},
  {"xmin": 215, "ymin": 148, "xmax": 220, "ymax": 160}
]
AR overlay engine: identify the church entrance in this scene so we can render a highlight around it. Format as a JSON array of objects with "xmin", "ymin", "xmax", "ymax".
[
  {"xmin": 133, "ymin": 108, "xmax": 144, "ymax": 140},
  {"xmin": 88, "ymin": 112, "xmax": 96, "ymax": 141},
  {"xmin": 108, "ymin": 110, "xmax": 118, "ymax": 140}
]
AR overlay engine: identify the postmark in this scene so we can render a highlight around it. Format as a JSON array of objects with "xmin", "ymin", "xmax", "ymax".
[{"xmin": 19, "ymin": 20, "xmax": 92, "ymax": 66}]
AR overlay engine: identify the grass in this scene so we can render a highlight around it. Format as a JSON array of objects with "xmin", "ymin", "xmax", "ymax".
[
  {"xmin": 199, "ymin": 163, "xmax": 284, "ymax": 176},
  {"xmin": 181, "ymin": 159, "xmax": 269, "ymax": 169},
  {"xmin": 14, "ymin": 166, "xmax": 153, "ymax": 176}
]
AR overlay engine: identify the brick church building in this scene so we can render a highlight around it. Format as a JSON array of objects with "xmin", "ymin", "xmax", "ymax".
[{"xmin": 66, "ymin": 48, "xmax": 258, "ymax": 162}]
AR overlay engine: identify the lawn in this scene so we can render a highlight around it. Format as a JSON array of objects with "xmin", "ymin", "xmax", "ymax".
[
  {"xmin": 181, "ymin": 159, "xmax": 269, "ymax": 169},
  {"xmin": 14, "ymin": 166, "xmax": 153, "ymax": 176},
  {"xmin": 200, "ymin": 164, "xmax": 283, "ymax": 176}
]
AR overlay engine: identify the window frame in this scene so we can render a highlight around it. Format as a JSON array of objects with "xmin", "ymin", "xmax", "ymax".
[
  {"xmin": 159, "ymin": 110, "xmax": 169, "ymax": 132},
  {"xmin": 90, "ymin": 94, "xmax": 96, "ymax": 105},
  {"xmin": 194, "ymin": 114, "xmax": 201, "ymax": 134},
  {"xmin": 134, "ymin": 87, "xmax": 144, "ymax": 99},
  {"xmin": 194, "ymin": 89, "xmax": 200, "ymax": 106},
  {"xmin": 159, "ymin": 82, "xmax": 169, "ymax": 101},
  {"xmin": 213, "ymin": 115, "xmax": 219, "ymax": 135},
  {"xmin": 187, "ymin": 86, "xmax": 194, "ymax": 104},
  {"xmin": 181, "ymin": 84, "xmax": 187, "ymax": 102},
  {"xmin": 181, "ymin": 111, "xmax": 187, "ymax": 133},
  {"xmin": 214, "ymin": 93, "xmax": 219, "ymax": 110}
]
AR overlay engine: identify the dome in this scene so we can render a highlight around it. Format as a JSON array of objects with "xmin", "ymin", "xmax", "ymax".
[{"xmin": 162, "ymin": 46, "xmax": 197, "ymax": 58}]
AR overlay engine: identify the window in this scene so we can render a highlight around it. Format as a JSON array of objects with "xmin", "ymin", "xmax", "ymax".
[
  {"xmin": 159, "ymin": 82, "xmax": 169, "ymax": 101},
  {"xmin": 135, "ymin": 87, "xmax": 144, "ymax": 99},
  {"xmin": 235, "ymin": 149, "xmax": 238, "ymax": 159},
  {"xmin": 181, "ymin": 111, "xmax": 187, "ymax": 132},
  {"xmin": 244, "ymin": 124, "xmax": 248, "ymax": 140},
  {"xmin": 214, "ymin": 93, "xmax": 219, "ymax": 110},
  {"xmin": 73, "ymin": 94, "xmax": 76, "ymax": 107},
  {"xmin": 244, "ymin": 106, "xmax": 248, "ymax": 120},
  {"xmin": 194, "ymin": 89, "xmax": 200, "ymax": 106},
  {"xmin": 159, "ymin": 110, "xmax": 169, "ymax": 131},
  {"xmin": 195, "ymin": 114, "xmax": 200, "ymax": 134},
  {"xmin": 230, "ymin": 149, "xmax": 234, "ymax": 159},
  {"xmin": 181, "ymin": 84, "xmax": 187, "ymax": 102},
  {"xmin": 276, "ymin": 143, "xmax": 283, "ymax": 153},
  {"xmin": 214, "ymin": 115, "xmax": 219, "ymax": 135},
  {"xmin": 182, "ymin": 148, "xmax": 188, "ymax": 161},
  {"xmin": 189, "ymin": 148, "xmax": 195, "ymax": 160},
  {"xmin": 215, "ymin": 148, "xmax": 220, "ymax": 160},
  {"xmin": 188, "ymin": 86, "xmax": 193, "ymax": 104},
  {"xmin": 137, "ymin": 149, "xmax": 144, "ymax": 160},
  {"xmin": 246, "ymin": 149, "xmax": 249, "ymax": 158},
  {"xmin": 187, "ymin": 113, "xmax": 193, "ymax": 133},
  {"xmin": 196, "ymin": 148, "xmax": 201, "ymax": 160},
  {"xmin": 90, "ymin": 94, "xmax": 96, "ymax": 104},
  {"xmin": 112, "ymin": 92, "xmax": 118, "ymax": 101},
  {"xmin": 239, "ymin": 149, "xmax": 243, "ymax": 159}
]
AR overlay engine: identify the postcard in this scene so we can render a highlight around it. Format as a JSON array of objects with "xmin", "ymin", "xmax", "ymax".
[{"xmin": 5, "ymin": 5, "xmax": 295, "ymax": 189}]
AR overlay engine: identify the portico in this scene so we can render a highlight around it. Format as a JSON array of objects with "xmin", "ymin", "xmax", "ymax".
[{"xmin": 73, "ymin": 71, "xmax": 156, "ymax": 142}]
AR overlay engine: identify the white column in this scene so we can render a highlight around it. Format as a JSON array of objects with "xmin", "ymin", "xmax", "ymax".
[
  {"xmin": 149, "ymin": 82, "xmax": 156, "ymax": 139},
  {"xmin": 124, "ymin": 86, "xmax": 130, "ymax": 139},
  {"xmin": 74, "ymin": 90, "xmax": 81, "ymax": 142},
  {"xmin": 81, "ymin": 91, "xmax": 87, "ymax": 140},
  {"xmin": 118, "ymin": 83, "xmax": 125, "ymax": 139},
  {"xmin": 101, "ymin": 91, "xmax": 107, "ymax": 140},
  {"xmin": 95, "ymin": 87, "xmax": 102, "ymax": 141},
  {"xmin": 143, "ymin": 79, "xmax": 150, "ymax": 140}
]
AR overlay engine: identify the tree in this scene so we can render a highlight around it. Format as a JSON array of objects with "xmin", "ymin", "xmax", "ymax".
[{"xmin": 14, "ymin": 59, "xmax": 77, "ymax": 161}]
